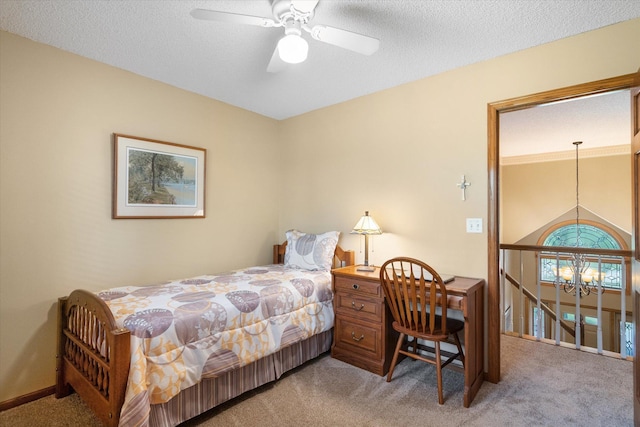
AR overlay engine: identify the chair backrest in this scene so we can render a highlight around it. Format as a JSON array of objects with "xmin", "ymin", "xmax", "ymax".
[{"xmin": 380, "ymin": 257, "xmax": 450, "ymax": 336}]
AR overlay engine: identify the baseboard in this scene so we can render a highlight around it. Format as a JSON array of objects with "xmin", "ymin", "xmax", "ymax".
[{"xmin": 0, "ymin": 386, "xmax": 55, "ymax": 412}]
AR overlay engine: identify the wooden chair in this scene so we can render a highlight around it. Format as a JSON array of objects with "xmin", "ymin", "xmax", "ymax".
[{"xmin": 379, "ymin": 257, "xmax": 465, "ymax": 404}]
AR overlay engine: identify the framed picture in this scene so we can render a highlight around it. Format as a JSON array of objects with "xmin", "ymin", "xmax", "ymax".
[{"xmin": 113, "ymin": 134, "xmax": 206, "ymax": 219}]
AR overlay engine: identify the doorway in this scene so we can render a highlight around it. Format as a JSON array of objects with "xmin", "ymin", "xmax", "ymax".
[{"xmin": 486, "ymin": 73, "xmax": 638, "ymax": 383}]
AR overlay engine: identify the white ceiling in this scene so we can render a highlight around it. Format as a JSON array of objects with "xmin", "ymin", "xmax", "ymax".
[
  {"xmin": 500, "ymin": 89, "xmax": 632, "ymax": 160},
  {"xmin": 2, "ymin": 0, "xmax": 639, "ymax": 122}
]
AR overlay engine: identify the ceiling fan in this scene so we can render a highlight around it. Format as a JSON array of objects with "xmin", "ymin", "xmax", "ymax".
[{"xmin": 190, "ymin": 0, "xmax": 380, "ymax": 73}]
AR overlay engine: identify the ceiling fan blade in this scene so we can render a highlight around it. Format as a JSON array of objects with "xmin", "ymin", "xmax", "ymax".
[
  {"xmin": 266, "ymin": 45, "xmax": 288, "ymax": 73},
  {"xmin": 291, "ymin": 0, "xmax": 319, "ymax": 14},
  {"xmin": 308, "ymin": 25, "xmax": 379, "ymax": 55},
  {"xmin": 190, "ymin": 9, "xmax": 276, "ymax": 27}
]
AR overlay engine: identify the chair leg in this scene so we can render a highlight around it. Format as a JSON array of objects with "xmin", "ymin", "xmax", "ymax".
[
  {"xmin": 453, "ymin": 332, "xmax": 465, "ymax": 367},
  {"xmin": 386, "ymin": 333, "xmax": 405, "ymax": 382},
  {"xmin": 435, "ymin": 341, "xmax": 444, "ymax": 404}
]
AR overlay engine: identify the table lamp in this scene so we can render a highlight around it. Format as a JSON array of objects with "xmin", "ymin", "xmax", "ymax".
[{"xmin": 351, "ymin": 211, "xmax": 382, "ymax": 272}]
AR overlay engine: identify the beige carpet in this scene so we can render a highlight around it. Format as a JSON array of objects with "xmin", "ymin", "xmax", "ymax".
[{"xmin": 1, "ymin": 335, "xmax": 633, "ymax": 426}]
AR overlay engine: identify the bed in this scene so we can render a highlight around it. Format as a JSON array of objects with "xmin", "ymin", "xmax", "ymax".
[{"xmin": 55, "ymin": 232, "xmax": 354, "ymax": 427}]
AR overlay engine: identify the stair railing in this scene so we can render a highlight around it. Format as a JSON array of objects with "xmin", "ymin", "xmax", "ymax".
[{"xmin": 500, "ymin": 244, "xmax": 631, "ymax": 358}]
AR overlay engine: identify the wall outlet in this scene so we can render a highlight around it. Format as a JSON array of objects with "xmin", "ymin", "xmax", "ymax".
[{"xmin": 466, "ymin": 218, "xmax": 483, "ymax": 233}]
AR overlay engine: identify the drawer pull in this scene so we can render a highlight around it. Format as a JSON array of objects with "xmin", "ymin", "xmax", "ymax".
[
  {"xmin": 351, "ymin": 301, "xmax": 365, "ymax": 311},
  {"xmin": 351, "ymin": 332, "xmax": 365, "ymax": 342},
  {"xmin": 352, "ymin": 283, "xmax": 360, "ymax": 290}
]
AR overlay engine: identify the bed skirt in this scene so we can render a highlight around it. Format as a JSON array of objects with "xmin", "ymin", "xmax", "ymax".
[{"xmin": 147, "ymin": 329, "xmax": 333, "ymax": 426}]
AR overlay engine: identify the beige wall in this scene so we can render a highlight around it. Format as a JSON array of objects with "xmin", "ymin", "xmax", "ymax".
[
  {"xmin": 0, "ymin": 32, "xmax": 281, "ymax": 401},
  {"xmin": 502, "ymin": 155, "xmax": 631, "ymax": 244},
  {"xmin": 278, "ymin": 19, "xmax": 640, "ymax": 277},
  {"xmin": 1, "ymin": 17, "xmax": 639, "ymax": 403}
]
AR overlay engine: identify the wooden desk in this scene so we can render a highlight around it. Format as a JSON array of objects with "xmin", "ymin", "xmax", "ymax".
[
  {"xmin": 441, "ymin": 276, "xmax": 485, "ymax": 408},
  {"xmin": 331, "ymin": 266, "xmax": 484, "ymax": 407}
]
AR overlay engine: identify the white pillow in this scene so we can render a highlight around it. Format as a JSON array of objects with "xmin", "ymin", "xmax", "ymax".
[{"xmin": 284, "ymin": 230, "xmax": 340, "ymax": 271}]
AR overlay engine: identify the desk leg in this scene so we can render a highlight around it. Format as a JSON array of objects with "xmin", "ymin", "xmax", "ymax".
[{"xmin": 463, "ymin": 284, "xmax": 484, "ymax": 407}]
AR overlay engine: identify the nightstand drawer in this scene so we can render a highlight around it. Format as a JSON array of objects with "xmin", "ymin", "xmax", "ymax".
[
  {"xmin": 334, "ymin": 317, "xmax": 381, "ymax": 358},
  {"xmin": 334, "ymin": 276, "xmax": 381, "ymax": 297},
  {"xmin": 335, "ymin": 293, "xmax": 382, "ymax": 322},
  {"xmin": 331, "ymin": 266, "xmax": 395, "ymax": 376}
]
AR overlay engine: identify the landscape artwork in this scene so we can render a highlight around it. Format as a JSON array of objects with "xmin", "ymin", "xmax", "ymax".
[
  {"xmin": 127, "ymin": 148, "xmax": 197, "ymax": 207},
  {"xmin": 113, "ymin": 134, "xmax": 206, "ymax": 218}
]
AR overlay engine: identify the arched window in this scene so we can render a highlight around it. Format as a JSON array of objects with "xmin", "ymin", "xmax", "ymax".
[
  {"xmin": 537, "ymin": 220, "xmax": 627, "ymax": 291},
  {"xmin": 542, "ymin": 223, "xmax": 621, "ymax": 249}
]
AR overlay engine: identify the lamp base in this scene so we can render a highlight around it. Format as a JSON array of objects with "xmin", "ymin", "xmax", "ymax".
[{"xmin": 357, "ymin": 265, "xmax": 376, "ymax": 272}]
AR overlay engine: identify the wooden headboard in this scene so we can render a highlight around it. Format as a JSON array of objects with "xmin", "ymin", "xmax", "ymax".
[{"xmin": 273, "ymin": 241, "xmax": 355, "ymax": 268}]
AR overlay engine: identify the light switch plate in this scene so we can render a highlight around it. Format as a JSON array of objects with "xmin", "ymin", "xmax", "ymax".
[{"xmin": 466, "ymin": 218, "xmax": 482, "ymax": 233}]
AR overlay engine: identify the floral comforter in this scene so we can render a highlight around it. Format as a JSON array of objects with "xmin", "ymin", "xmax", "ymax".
[{"xmin": 97, "ymin": 264, "xmax": 334, "ymax": 426}]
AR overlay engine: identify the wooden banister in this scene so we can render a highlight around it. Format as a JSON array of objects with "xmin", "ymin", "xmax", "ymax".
[
  {"xmin": 500, "ymin": 244, "xmax": 631, "ymax": 258},
  {"xmin": 503, "ymin": 271, "xmax": 576, "ymax": 338}
]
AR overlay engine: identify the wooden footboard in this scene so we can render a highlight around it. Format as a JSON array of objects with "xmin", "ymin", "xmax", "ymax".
[{"xmin": 56, "ymin": 289, "xmax": 130, "ymax": 427}]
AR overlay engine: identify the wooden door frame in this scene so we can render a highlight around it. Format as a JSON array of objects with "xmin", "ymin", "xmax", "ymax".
[
  {"xmin": 631, "ymin": 69, "xmax": 640, "ymax": 424},
  {"xmin": 487, "ymin": 73, "xmax": 637, "ymax": 384}
]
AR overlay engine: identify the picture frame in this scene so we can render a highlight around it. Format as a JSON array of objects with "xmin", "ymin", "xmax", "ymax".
[{"xmin": 113, "ymin": 134, "xmax": 206, "ymax": 219}]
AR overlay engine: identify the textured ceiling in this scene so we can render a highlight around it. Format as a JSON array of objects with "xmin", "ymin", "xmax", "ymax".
[
  {"xmin": 2, "ymin": 0, "xmax": 639, "ymax": 122},
  {"xmin": 500, "ymin": 89, "xmax": 632, "ymax": 160}
]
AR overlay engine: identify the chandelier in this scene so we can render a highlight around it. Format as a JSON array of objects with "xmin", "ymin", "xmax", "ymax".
[
  {"xmin": 552, "ymin": 141, "xmax": 605, "ymax": 297},
  {"xmin": 554, "ymin": 255, "xmax": 605, "ymax": 297}
]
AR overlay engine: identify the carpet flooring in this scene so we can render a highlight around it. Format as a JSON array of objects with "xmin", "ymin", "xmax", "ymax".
[{"xmin": 0, "ymin": 334, "xmax": 633, "ymax": 426}]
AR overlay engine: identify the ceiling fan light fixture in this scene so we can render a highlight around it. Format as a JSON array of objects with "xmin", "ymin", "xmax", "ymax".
[
  {"xmin": 190, "ymin": 1, "xmax": 379, "ymax": 72},
  {"xmin": 277, "ymin": 33, "xmax": 308, "ymax": 64}
]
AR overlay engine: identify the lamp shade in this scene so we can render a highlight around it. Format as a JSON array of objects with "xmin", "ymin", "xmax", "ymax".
[
  {"xmin": 277, "ymin": 34, "xmax": 308, "ymax": 64},
  {"xmin": 351, "ymin": 211, "xmax": 382, "ymax": 235}
]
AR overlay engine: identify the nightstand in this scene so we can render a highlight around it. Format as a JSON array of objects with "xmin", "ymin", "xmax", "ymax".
[{"xmin": 331, "ymin": 265, "xmax": 398, "ymax": 376}]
